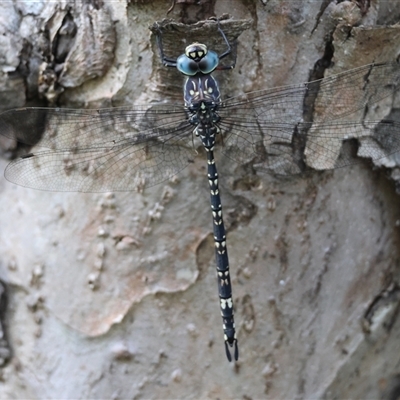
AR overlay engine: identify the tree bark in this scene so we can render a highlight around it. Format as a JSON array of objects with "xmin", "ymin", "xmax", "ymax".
[{"xmin": 0, "ymin": 0, "xmax": 400, "ymax": 398}]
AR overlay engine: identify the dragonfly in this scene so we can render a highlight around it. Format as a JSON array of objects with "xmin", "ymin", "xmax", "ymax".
[{"xmin": 0, "ymin": 19, "xmax": 400, "ymax": 362}]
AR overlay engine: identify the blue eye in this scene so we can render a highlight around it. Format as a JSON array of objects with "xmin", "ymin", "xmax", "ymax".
[
  {"xmin": 177, "ymin": 50, "xmax": 219, "ymax": 76},
  {"xmin": 177, "ymin": 55, "xmax": 199, "ymax": 76},
  {"xmin": 198, "ymin": 50, "xmax": 219, "ymax": 74}
]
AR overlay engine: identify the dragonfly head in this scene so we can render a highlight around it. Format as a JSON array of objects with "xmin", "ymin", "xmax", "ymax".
[
  {"xmin": 185, "ymin": 42, "xmax": 208, "ymax": 62},
  {"xmin": 177, "ymin": 42, "xmax": 219, "ymax": 76}
]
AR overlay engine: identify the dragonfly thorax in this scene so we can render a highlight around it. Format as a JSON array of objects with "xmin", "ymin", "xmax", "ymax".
[
  {"xmin": 188, "ymin": 98, "xmax": 221, "ymax": 150},
  {"xmin": 179, "ymin": 46, "xmax": 222, "ymax": 150},
  {"xmin": 183, "ymin": 74, "xmax": 221, "ymax": 109}
]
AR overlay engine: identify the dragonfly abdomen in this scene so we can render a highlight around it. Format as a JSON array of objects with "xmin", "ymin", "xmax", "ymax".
[{"xmin": 206, "ymin": 147, "xmax": 238, "ymax": 362}]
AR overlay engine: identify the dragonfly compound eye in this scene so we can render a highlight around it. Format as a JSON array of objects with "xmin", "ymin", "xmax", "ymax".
[{"xmin": 177, "ymin": 43, "xmax": 218, "ymax": 76}]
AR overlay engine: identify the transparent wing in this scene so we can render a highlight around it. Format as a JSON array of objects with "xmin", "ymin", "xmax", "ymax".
[
  {"xmin": 2, "ymin": 62, "xmax": 399, "ymax": 190},
  {"xmin": 0, "ymin": 105, "xmax": 195, "ymax": 191},
  {"xmin": 218, "ymin": 61, "xmax": 400, "ymax": 173}
]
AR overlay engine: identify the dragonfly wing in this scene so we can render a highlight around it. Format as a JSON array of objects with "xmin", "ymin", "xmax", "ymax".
[
  {"xmin": 218, "ymin": 84, "xmax": 306, "ymax": 174},
  {"xmin": 0, "ymin": 104, "xmax": 189, "ymax": 149},
  {"xmin": 2, "ymin": 105, "xmax": 195, "ymax": 191},
  {"xmin": 219, "ymin": 61, "xmax": 400, "ymax": 172},
  {"xmin": 304, "ymin": 119, "xmax": 400, "ymax": 170}
]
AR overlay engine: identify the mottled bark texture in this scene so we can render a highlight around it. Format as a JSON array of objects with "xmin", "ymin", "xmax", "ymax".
[{"xmin": 0, "ymin": 1, "xmax": 400, "ymax": 399}]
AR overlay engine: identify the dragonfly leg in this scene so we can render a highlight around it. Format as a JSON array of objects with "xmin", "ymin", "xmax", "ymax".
[
  {"xmin": 211, "ymin": 18, "xmax": 237, "ymax": 70},
  {"xmin": 153, "ymin": 22, "xmax": 178, "ymax": 68}
]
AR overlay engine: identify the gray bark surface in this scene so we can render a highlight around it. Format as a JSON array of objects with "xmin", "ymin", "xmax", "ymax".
[{"xmin": 0, "ymin": 0, "xmax": 400, "ymax": 399}]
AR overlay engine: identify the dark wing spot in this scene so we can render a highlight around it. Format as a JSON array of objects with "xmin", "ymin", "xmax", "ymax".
[{"xmin": 20, "ymin": 153, "xmax": 35, "ymax": 159}]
